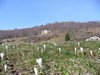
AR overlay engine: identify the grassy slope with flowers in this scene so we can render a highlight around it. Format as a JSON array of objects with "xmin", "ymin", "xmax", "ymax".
[{"xmin": 0, "ymin": 41, "xmax": 100, "ymax": 75}]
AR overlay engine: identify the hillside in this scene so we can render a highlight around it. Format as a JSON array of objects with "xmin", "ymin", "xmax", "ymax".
[
  {"xmin": 0, "ymin": 41, "xmax": 100, "ymax": 75},
  {"xmin": 0, "ymin": 21, "xmax": 100, "ymax": 43},
  {"xmin": 0, "ymin": 22, "xmax": 100, "ymax": 75}
]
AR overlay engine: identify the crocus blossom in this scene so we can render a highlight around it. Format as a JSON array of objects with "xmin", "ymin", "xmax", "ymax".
[
  {"xmin": 34, "ymin": 67, "xmax": 38, "ymax": 75},
  {"xmin": 0, "ymin": 53, "xmax": 4, "ymax": 60},
  {"xmin": 77, "ymin": 42, "xmax": 80, "ymax": 46},
  {"xmin": 6, "ymin": 46, "xmax": 8, "ymax": 50},
  {"xmin": 74, "ymin": 47, "xmax": 77, "ymax": 54},
  {"xmin": 58, "ymin": 48, "xmax": 61, "ymax": 53},
  {"xmin": 90, "ymin": 50, "xmax": 93, "ymax": 56},
  {"xmin": 36, "ymin": 58, "xmax": 42, "ymax": 67},
  {"xmin": 80, "ymin": 47, "xmax": 83, "ymax": 53},
  {"xmin": 4, "ymin": 64, "xmax": 7, "ymax": 72}
]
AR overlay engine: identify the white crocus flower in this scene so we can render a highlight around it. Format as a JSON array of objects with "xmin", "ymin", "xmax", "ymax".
[
  {"xmin": 90, "ymin": 50, "xmax": 93, "ymax": 56},
  {"xmin": 54, "ymin": 43, "xmax": 57, "ymax": 46},
  {"xmin": 98, "ymin": 48, "xmax": 100, "ymax": 50},
  {"xmin": 80, "ymin": 47, "xmax": 83, "ymax": 53},
  {"xmin": 36, "ymin": 58, "xmax": 42, "ymax": 67},
  {"xmin": 13, "ymin": 46, "xmax": 15, "ymax": 48},
  {"xmin": 43, "ymin": 44, "xmax": 46, "ymax": 51},
  {"xmin": 4, "ymin": 64, "xmax": 7, "ymax": 72},
  {"xmin": 2, "ymin": 43, "xmax": 4, "ymax": 46},
  {"xmin": 34, "ymin": 67, "xmax": 38, "ymax": 75},
  {"xmin": 6, "ymin": 46, "xmax": 8, "ymax": 50},
  {"xmin": 0, "ymin": 53, "xmax": 4, "ymax": 60},
  {"xmin": 58, "ymin": 48, "xmax": 61, "ymax": 53},
  {"xmin": 77, "ymin": 42, "xmax": 80, "ymax": 46},
  {"xmin": 43, "ymin": 44, "xmax": 46, "ymax": 48},
  {"xmin": 74, "ymin": 47, "xmax": 77, "ymax": 54}
]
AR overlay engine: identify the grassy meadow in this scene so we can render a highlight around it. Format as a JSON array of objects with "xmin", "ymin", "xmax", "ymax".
[{"xmin": 0, "ymin": 41, "xmax": 100, "ymax": 75}]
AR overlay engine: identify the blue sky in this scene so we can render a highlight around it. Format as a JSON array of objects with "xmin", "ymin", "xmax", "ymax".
[{"xmin": 0, "ymin": 0, "xmax": 100, "ymax": 30}]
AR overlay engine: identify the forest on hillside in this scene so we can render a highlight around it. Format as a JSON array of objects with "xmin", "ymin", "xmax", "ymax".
[{"xmin": 0, "ymin": 21, "xmax": 100, "ymax": 40}]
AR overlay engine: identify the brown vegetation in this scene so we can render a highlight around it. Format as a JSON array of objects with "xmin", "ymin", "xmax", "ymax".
[{"xmin": 0, "ymin": 21, "xmax": 100, "ymax": 42}]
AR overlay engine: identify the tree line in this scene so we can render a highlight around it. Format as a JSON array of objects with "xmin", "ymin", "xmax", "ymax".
[{"xmin": 0, "ymin": 21, "xmax": 100, "ymax": 40}]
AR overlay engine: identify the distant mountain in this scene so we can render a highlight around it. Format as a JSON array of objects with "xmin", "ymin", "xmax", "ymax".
[{"xmin": 0, "ymin": 21, "xmax": 100, "ymax": 41}]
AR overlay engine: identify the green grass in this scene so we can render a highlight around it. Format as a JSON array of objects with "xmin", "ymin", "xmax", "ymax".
[{"xmin": 0, "ymin": 41, "xmax": 100, "ymax": 75}]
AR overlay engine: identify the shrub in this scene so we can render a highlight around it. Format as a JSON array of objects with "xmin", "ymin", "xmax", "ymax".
[{"xmin": 65, "ymin": 34, "xmax": 70, "ymax": 41}]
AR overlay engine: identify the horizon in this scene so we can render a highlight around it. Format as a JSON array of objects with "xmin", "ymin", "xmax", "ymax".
[
  {"xmin": 0, "ymin": 0, "xmax": 100, "ymax": 30},
  {"xmin": 0, "ymin": 21, "xmax": 99, "ymax": 31}
]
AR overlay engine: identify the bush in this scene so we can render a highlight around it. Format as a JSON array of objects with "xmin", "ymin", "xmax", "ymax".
[{"xmin": 65, "ymin": 34, "xmax": 70, "ymax": 41}]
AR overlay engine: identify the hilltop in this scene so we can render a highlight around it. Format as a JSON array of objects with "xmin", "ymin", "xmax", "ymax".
[{"xmin": 0, "ymin": 21, "xmax": 100, "ymax": 43}]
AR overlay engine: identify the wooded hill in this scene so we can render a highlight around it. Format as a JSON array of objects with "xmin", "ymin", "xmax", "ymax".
[{"xmin": 0, "ymin": 21, "xmax": 100, "ymax": 41}]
